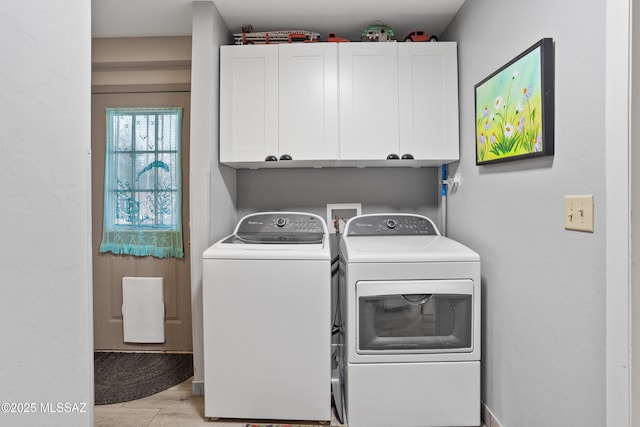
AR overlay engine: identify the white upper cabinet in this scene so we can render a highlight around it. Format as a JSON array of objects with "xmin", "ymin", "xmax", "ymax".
[
  {"xmin": 220, "ymin": 45, "xmax": 278, "ymax": 163},
  {"xmin": 398, "ymin": 42, "xmax": 459, "ymax": 163},
  {"xmin": 339, "ymin": 41, "xmax": 459, "ymax": 166},
  {"xmin": 220, "ymin": 43, "xmax": 338, "ymax": 167},
  {"xmin": 219, "ymin": 42, "xmax": 459, "ymax": 168},
  {"xmin": 278, "ymin": 43, "xmax": 339, "ymax": 161},
  {"xmin": 338, "ymin": 42, "xmax": 399, "ymax": 161}
]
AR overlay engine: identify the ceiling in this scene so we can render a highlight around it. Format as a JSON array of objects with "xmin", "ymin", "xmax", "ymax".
[{"xmin": 91, "ymin": 0, "xmax": 466, "ymax": 42}]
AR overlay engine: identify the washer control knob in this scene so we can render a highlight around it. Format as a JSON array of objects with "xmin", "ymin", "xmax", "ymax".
[
  {"xmin": 386, "ymin": 219, "xmax": 398, "ymax": 229},
  {"xmin": 276, "ymin": 217, "xmax": 286, "ymax": 228}
]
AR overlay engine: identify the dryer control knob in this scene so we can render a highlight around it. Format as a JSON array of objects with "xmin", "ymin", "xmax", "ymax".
[
  {"xmin": 386, "ymin": 219, "xmax": 398, "ymax": 229},
  {"xmin": 276, "ymin": 217, "xmax": 286, "ymax": 228}
]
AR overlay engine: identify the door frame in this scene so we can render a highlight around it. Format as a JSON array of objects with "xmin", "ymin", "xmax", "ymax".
[{"xmin": 605, "ymin": 0, "xmax": 632, "ymax": 425}]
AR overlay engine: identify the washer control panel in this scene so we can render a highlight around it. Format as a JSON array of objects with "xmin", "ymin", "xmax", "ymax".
[
  {"xmin": 346, "ymin": 214, "xmax": 439, "ymax": 236},
  {"xmin": 239, "ymin": 213, "xmax": 325, "ymax": 234}
]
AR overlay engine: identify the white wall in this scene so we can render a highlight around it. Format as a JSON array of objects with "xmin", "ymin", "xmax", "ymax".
[
  {"xmin": 190, "ymin": 1, "xmax": 236, "ymax": 393},
  {"xmin": 443, "ymin": 0, "xmax": 606, "ymax": 425},
  {"xmin": 605, "ymin": 1, "xmax": 632, "ymax": 425},
  {"xmin": 630, "ymin": 0, "xmax": 639, "ymax": 423},
  {"xmin": 0, "ymin": 1, "xmax": 94, "ymax": 426}
]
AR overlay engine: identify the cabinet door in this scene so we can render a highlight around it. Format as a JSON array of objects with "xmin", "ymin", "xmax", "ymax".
[
  {"xmin": 220, "ymin": 45, "xmax": 278, "ymax": 163},
  {"xmin": 339, "ymin": 43, "xmax": 399, "ymax": 160},
  {"xmin": 279, "ymin": 43, "xmax": 339, "ymax": 161},
  {"xmin": 398, "ymin": 42, "xmax": 459, "ymax": 162}
]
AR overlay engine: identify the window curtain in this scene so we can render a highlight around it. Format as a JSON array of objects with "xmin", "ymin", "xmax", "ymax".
[{"xmin": 99, "ymin": 107, "xmax": 184, "ymax": 259}]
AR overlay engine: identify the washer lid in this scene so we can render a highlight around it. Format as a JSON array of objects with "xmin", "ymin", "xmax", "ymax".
[
  {"xmin": 203, "ymin": 212, "xmax": 331, "ymax": 260},
  {"xmin": 233, "ymin": 212, "xmax": 327, "ymax": 244},
  {"xmin": 203, "ymin": 239, "xmax": 330, "ymax": 260}
]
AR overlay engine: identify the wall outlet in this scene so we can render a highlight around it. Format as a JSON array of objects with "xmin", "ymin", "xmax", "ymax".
[
  {"xmin": 326, "ymin": 203, "xmax": 361, "ymax": 234},
  {"xmin": 564, "ymin": 195, "xmax": 594, "ymax": 232}
]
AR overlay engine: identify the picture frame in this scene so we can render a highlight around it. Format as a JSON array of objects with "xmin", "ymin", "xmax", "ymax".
[
  {"xmin": 474, "ymin": 38, "xmax": 554, "ymax": 165},
  {"xmin": 326, "ymin": 203, "xmax": 361, "ymax": 234}
]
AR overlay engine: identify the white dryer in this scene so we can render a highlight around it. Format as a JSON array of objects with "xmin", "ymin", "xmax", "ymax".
[
  {"xmin": 338, "ymin": 213, "xmax": 481, "ymax": 427},
  {"xmin": 202, "ymin": 212, "xmax": 331, "ymax": 422}
]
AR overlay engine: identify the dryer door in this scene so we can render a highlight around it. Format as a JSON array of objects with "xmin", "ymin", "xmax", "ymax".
[{"xmin": 356, "ymin": 280, "xmax": 474, "ymax": 355}]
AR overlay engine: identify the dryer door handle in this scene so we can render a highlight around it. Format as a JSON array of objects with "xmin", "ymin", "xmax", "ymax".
[{"xmin": 402, "ymin": 294, "xmax": 432, "ymax": 305}]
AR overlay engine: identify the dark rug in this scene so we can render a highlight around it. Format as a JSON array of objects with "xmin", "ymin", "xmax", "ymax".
[{"xmin": 94, "ymin": 352, "xmax": 193, "ymax": 405}]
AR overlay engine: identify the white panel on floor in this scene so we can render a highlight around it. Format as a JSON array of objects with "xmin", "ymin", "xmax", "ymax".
[{"xmin": 122, "ymin": 277, "xmax": 165, "ymax": 343}]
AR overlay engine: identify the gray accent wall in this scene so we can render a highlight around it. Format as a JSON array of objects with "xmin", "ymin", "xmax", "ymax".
[
  {"xmin": 236, "ymin": 167, "xmax": 440, "ymax": 228},
  {"xmin": 443, "ymin": 0, "xmax": 606, "ymax": 425}
]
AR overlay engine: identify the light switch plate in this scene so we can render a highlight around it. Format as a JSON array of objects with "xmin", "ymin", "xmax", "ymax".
[{"xmin": 564, "ymin": 195, "xmax": 594, "ymax": 232}]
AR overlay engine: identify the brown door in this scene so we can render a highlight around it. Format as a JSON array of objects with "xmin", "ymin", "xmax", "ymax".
[{"xmin": 92, "ymin": 91, "xmax": 192, "ymax": 351}]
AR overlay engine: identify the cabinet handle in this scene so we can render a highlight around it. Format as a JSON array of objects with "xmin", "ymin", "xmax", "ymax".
[
  {"xmin": 279, "ymin": 154, "xmax": 293, "ymax": 160},
  {"xmin": 401, "ymin": 154, "xmax": 414, "ymax": 160},
  {"xmin": 265, "ymin": 155, "xmax": 278, "ymax": 161},
  {"xmin": 386, "ymin": 154, "xmax": 400, "ymax": 160}
]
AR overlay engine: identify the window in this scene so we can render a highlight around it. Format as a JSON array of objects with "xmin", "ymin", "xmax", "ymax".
[{"xmin": 99, "ymin": 107, "xmax": 184, "ymax": 258}]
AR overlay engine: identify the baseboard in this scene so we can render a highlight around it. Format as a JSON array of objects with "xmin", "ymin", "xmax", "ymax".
[
  {"xmin": 481, "ymin": 401, "xmax": 504, "ymax": 427},
  {"xmin": 192, "ymin": 380, "xmax": 204, "ymax": 396}
]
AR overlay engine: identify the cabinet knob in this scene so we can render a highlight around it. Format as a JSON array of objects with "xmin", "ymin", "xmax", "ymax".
[
  {"xmin": 279, "ymin": 154, "xmax": 293, "ymax": 160},
  {"xmin": 401, "ymin": 154, "xmax": 414, "ymax": 160},
  {"xmin": 265, "ymin": 155, "xmax": 278, "ymax": 161},
  {"xmin": 386, "ymin": 154, "xmax": 400, "ymax": 160}
]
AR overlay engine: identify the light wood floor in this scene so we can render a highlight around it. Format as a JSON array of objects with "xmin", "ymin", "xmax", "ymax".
[
  {"xmin": 94, "ymin": 377, "xmax": 487, "ymax": 427},
  {"xmin": 94, "ymin": 377, "xmax": 342, "ymax": 427}
]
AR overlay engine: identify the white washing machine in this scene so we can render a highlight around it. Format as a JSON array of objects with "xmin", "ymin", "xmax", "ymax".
[
  {"xmin": 337, "ymin": 213, "xmax": 481, "ymax": 427},
  {"xmin": 202, "ymin": 212, "xmax": 331, "ymax": 422}
]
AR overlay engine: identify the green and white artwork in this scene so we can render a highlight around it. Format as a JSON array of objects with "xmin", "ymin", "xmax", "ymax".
[{"xmin": 475, "ymin": 38, "xmax": 554, "ymax": 165}]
